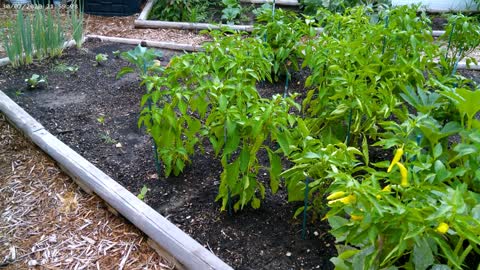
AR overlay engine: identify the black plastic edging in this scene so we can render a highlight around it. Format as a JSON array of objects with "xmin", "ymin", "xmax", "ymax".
[{"xmin": 0, "ymin": 90, "xmax": 233, "ymax": 270}]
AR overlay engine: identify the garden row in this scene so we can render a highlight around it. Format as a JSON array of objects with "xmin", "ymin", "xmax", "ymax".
[
  {"xmin": 3, "ymin": 0, "xmax": 480, "ymax": 268},
  {"xmin": 143, "ymin": 0, "xmax": 479, "ymax": 27},
  {"xmin": 128, "ymin": 4, "xmax": 480, "ymax": 269}
]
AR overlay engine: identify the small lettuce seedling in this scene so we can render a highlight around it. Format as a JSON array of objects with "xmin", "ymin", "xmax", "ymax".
[
  {"xmin": 95, "ymin": 53, "xmax": 108, "ymax": 65},
  {"xmin": 137, "ymin": 185, "xmax": 149, "ymax": 200},
  {"xmin": 97, "ymin": 115, "xmax": 105, "ymax": 125},
  {"xmin": 112, "ymin": 50, "xmax": 121, "ymax": 58},
  {"xmin": 25, "ymin": 74, "xmax": 47, "ymax": 89}
]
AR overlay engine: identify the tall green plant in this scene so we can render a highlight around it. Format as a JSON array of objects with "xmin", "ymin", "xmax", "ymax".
[
  {"xmin": 136, "ymin": 30, "xmax": 302, "ymax": 211},
  {"xmin": 70, "ymin": 0, "xmax": 84, "ymax": 48},
  {"xmin": 148, "ymin": 0, "xmax": 213, "ymax": 22},
  {"xmin": 299, "ymin": 0, "xmax": 391, "ymax": 14},
  {"xmin": 3, "ymin": 4, "xmax": 67, "ymax": 67},
  {"xmin": 254, "ymin": 8, "xmax": 314, "ymax": 81},
  {"xmin": 439, "ymin": 14, "xmax": 480, "ymax": 75}
]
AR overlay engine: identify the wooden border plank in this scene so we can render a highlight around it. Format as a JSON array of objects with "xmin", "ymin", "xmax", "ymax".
[
  {"xmin": 0, "ymin": 57, "xmax": 9, "ymax": 67},
  {"xmin": 134, "ymin": 19, "xmax": 254, "ymax": 32},
  {"xmin": 0, "ymin": 91, "xmax": 233, "ymax": 270},
  {"xmin": 240, "ymin": 0, "xmax": 299, "ymax": 5},
  {"xmin": 0, "ymin": 92, "xmax": 45, "ymax": 136},
  {"xmin": 138, "ymin": 0, "xmax": 154, "ymax": 20},
  {"xmin": 86, "ymin": 35, "xmax": 202, "ymax": 52}
]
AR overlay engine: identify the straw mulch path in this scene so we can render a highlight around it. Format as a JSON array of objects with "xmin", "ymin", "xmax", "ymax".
[{"xmin": 0, "ymin": 114, "xmax": 173, "ymax": 270}]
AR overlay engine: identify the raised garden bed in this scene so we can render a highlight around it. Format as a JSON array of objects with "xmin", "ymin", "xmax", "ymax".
[
  {"xmin": 0, "ymin": 39, "xmax": 338, "ymax": 269},
  {"xmin": 134, "ymin": 0, "xmax": 300, "ymax": 31}
]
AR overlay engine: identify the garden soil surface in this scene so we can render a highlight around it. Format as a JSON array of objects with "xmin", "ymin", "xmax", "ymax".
[
  {"xmin": 0, "ymin": 114, "xmax": 172, "ymax": 269},
  {"xmin": 0, "ymin": 39, "xmax": 338, "ymax": 270}
]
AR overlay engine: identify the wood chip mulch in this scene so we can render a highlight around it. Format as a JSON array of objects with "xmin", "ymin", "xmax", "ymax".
[
  {"xmin": 84, "ymin": 14, "xmax": 211, "ymax": 46},
  {"xmin": 0, "ymin": 114, "xmax": 173, "ymax": 270}
]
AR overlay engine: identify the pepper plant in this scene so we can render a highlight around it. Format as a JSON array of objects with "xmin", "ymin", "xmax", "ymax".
[
  {"xmin": 439, "ymin": 14, "xmax": 480, "ymax": 75},
  {"xmin": 254, "ymin": 8, "xmax": 314, "ymax": 81},
  {"xmin": 301, "ymin": 6, "xmax": 441, "ymax": 145},
  {"xmin": 138, "ymin": 30, "xmax": 296, "ymax": 210},
  {"xmin": 324, "ymin": 77, "xmax": 480, "ymax": 269}
]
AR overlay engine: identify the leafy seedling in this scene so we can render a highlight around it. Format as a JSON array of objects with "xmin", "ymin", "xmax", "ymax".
[
  {"xmin": 117, "ymin": 45, "xmax": 164, "ymax": 78},
  {"xmin": 53, "ymin": 63, "xmax": 79, "ymax": 73},
  {"xmin": 100, "ymin": 132, "xmax": 117, "ymax": 144},
  {"xmin": 137, "ymin": 185, "xmax": 149, "ymax": 200},
  {"xmin": 95, "ymin": 53, "xmax": 108, "ymax": 65},
  {"xmin": 112, "ymin": 50, "xmax": 121, "ymax": 58},
  {"xmin": 25, "ymin": 74, "xmax": 47, "ymax": 89},
  {"xmin": 97, "ymin": 115, "xmax": 105, "ymax": 125}
]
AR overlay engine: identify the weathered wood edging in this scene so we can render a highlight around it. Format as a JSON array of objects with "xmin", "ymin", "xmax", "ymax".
[
  {"xmin": 0, "ymin": 57, "xmax": 9, "ymax": 67},
  {"xmin": 239, "ymin": 0, "xmax": 299, "ymax": 6},
  {"xmin": 0, "ymin": 91, "xmax": 233, "ymax": 270},
  {"xmin": 85, "ymin": 35, "xmax": 203, "ymax": 52}
]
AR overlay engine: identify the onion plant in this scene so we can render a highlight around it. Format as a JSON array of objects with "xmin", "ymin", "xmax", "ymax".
[
  {"xmin": 70, "ymin": 0, "xmax": 84, "ymax": 48},
  {"xmin": 3, "ymin": 2, "xmax": 83, "ymax": 68}
]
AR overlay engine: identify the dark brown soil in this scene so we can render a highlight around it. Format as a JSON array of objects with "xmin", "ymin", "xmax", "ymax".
[
  {"xmin": 0, "ymin": 39, "xmax": 336, "ymax": 270},
  {"xmin": 430, "ymin": 14, "xmax": 448, "ymax": 30}
]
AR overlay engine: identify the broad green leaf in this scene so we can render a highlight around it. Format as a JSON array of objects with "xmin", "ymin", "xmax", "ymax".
[
  {"xmin": 239, "ymin": 148, "xmax": 250, "ymax": 172},
  {"xmin": 251, "ymin": 197, "xmax": 261, "ymax": 209},
  {"xmin": 275, "ymin": 131, "xmax": 291, "ymax": 155},
  {"xmin": 226, "ymin": 159, "xmax": 240, "ymax": 189},
  {"xmin": 267, "ymin": 149, "xmax": 282, "ymax": 194},
  {"xmin": 413, "ymin": 236, "xmax": 434, "ymax": 270},
  {"xmin": 433, "ymin": 143, "xmax": 443, "ymax": 159}
]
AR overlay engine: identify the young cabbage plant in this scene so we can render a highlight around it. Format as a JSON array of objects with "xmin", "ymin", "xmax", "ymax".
[
  {"xmin": 25, "ymin": 74, "xmax": 47, "ymax": 89},
  {"xmin": 117, "ymin": 45, "xmax": 164, "ymax": 79},
  {"xmin": 95, "ymin": 53, "xmax": 108, "ymax": 65}
]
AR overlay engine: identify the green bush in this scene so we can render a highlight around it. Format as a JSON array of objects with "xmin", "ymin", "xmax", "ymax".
[{"xmin": 148, "ymin": 0, "xmax": 218, "ymax": 22}]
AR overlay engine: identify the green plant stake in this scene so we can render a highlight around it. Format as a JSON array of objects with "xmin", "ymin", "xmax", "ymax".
[
  {"xmin": 451, "ymin": 48, "xmax": 463, "ymax": 76},
  {"xmin": 381, "ymin": 15, "xmax": 389, "ymax": 55},
  {"xmin": 302, "ymin": 176, "xmax": 310, "ymax": 240},
  {"xmin": 283, "ymin": 71, "xmax": 290, "ymax": 98},
  {"xmin": 272, "ymin": 0, "xmax": 275, "ymax": 18},
  {"xmin": 224, "ymin": 123, "xmax": 233, "ymax": 216},
  {"xmin": 227, "ymin": 188, "xmax": 233, "ymax": 216},
  {"xmin": 345, "ymin": 108, "xmax": 353, "ymax": 146},
  {"xmin": 147, "ymin": 99, "xmax": 162, "ymax": 178},
  {"xmin": 445, "ymin": 22, "xmax": 456, "ymax": 61}
]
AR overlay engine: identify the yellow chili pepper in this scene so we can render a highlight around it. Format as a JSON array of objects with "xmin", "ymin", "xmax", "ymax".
[
  {"xmin": 350, "ymin": 215, "xmax": 363, "ymax": 221},
  {"xmin": 387, "ymin": 147, "xmax": 404, "ymax": 172},
  {"xmin": 377, "ymin": 185, "xmax": 392, "ymax": 199},
  {"xmin": 328, "ymin": 194, "xmax": 356, "ymax": 205},
  {"xmin": 327, "ymin": 191, "xmax": 347, "ymax": 200},
  {"xmin": 382, "ymin": 185, "xmax": 392, "ymax": 192},
  {"xmin": 396, "ymin": 162, "xmax": 408, "ymax": 187},
  {"xmin": 435, "ymin": 222, "xmax": 449, "ymax": 234}
]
